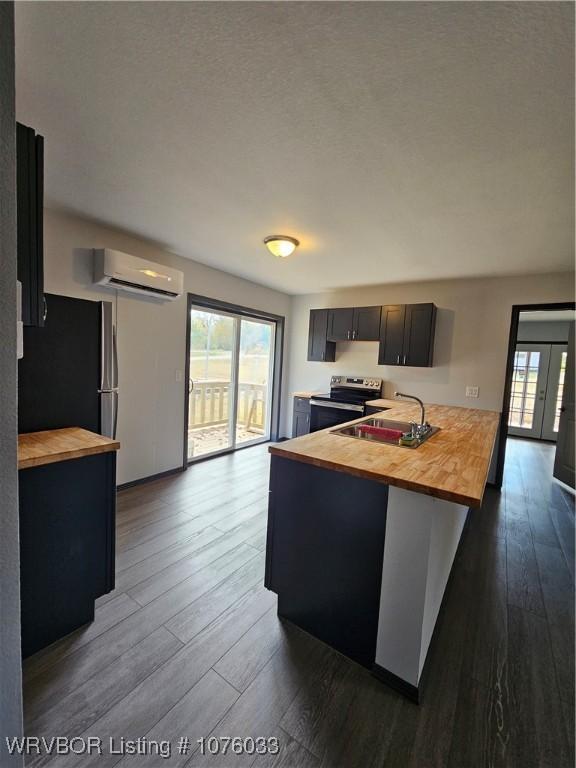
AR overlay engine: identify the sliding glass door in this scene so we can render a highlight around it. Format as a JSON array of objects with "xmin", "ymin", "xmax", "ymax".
[
  {"xmin": 187, "ymin": 305, "xmax": 276, "ymax": 461},
  {"xmin": 236, "ymin": 318, "xmax": 275, "ymax": 448}
]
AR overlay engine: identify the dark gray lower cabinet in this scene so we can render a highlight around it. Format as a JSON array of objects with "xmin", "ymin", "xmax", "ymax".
[
  {"xmin": 18, "ymin": 452, "xmax": 116, "ymax": 657},
  {"xmin": 292, "ymin": 396, "xmax": 311, "ymax": 437},
  {"xmin": 265, "ymin": 456, "xmax": 388, "ymax": 668}
]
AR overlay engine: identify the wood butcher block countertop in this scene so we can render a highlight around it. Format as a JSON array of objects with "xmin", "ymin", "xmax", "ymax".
[
  {"xmin": 271, "ymin": 404, "xmax": 500, "ymax": 507},
  {"xmin": 18, "ymin": 428, "xmax": 120, "ymax": 470}
]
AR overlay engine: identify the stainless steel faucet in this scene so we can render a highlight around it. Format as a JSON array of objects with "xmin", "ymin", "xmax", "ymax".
[{"xmin": 394, "ymin": 392, "xmax": 429, "ymax": 437}]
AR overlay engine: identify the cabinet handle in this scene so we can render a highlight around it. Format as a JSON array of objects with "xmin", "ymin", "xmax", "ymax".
[
  {"xmin": 352, "ymin": 330, "xmax": 356, "ymax": 339},
  {"xmin": 42, "ymin": 296, "xmax": 48, "ymax": 323},
  {"xmin": 403, "ymin": 355, "xmax": 407, "ymax": 365},
  {"xmin": 396, "ymin": 354, "xmax": 400, "ymax": 364},
  {"xmin": 347, "ymin": 330, "xmax": 350, "ymax": 340},
  {"xmin": 321, "ymin": 351, "xmax": 324, "ymax": 361}
]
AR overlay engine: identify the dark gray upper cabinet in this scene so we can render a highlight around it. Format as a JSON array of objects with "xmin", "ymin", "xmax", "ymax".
[
  {"xmin": 354, "ymin": 306, "xmax": 382, "ymax": 341},
  {"xmin": 327, "ymin": 306, "xmax": 381, "ymax": 342},
  {"xmin": 403, "ymin": 303, "xmax": 436, "ymax": 366},
  {"xmin": 308, "ymin": 309, "xmax": 336, "ymax": 362},
  {"xmin": 327, "ymin": 308, "xmax": 354, "ymax": 341},
  {"xmin": 378, "ymin": 303, "xmax": 436, "ymax": 367},
  {"xmin": 308, "ymin": 303, "xmax": 435, "ymax": 365},
  {"xmin": 17, "ymin": 122, "xmax": 45, "ymax": 327},
  {"xmin": 378, "ymin": 305, "xmax": 406, "ymax": 365}
]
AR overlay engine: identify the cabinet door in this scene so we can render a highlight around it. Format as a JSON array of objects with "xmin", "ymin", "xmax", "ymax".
[
  {"xmin": 17, "ymin": 123, "xmax": 44, "ymax": 327},
  {"xmin": 403, "ymin": 303, "xmax": 436, "ymax": 367},
  {"xmin": 327, "ymin": 308, "xmax": 354, "ymax": 341},
  {"xmin": 294, "ymin": 396, "xmax": 311, "ymax": 413},
  {"xmin": 292, "ymin": 410, "xmax": 310, "ymax": 438},
  {"xmin": 308, "ymin": 310, "xmax": 335, "ymax": 362},
  {"xmin": 19, "ymin": 452, "xmax": 116, "ymax": 657},
  {"xmin": 378, "ymin": 305, "xmax": 406, "ymax": 365},
  {"xmin": 353, "ymin": 306, "xmax": 381, "ymax": 341}
]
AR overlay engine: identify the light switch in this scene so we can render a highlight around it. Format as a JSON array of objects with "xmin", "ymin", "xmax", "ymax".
[
  {"xmin": 466, "ymin": 386, "xmax": 479, "ymax": 398},
  {"xmin": 175, "ymin": 370, "xmax": 183, "ymax": 382}
]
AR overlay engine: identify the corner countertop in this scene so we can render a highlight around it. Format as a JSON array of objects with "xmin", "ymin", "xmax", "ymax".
[
  {"xmin": 292, "ymin": 391, "xmax": 318, "ymax": 399},
  {"xmin": 18, "ymin": 428, "xmax": 120, "ymax": 470},
  {"xmin": 271, "ymin": 403, "xmax": 500, "ymax": 507}
]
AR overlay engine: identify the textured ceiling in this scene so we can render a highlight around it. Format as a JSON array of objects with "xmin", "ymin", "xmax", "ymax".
[{"xmin": 15, "ymin": 2, "xmax": 574, "ymax": 294}]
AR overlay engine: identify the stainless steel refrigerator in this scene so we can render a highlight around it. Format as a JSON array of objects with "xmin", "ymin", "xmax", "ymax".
[{"xmin": 18, "ymin": 293, "xmax": 119, "ymax": 438}]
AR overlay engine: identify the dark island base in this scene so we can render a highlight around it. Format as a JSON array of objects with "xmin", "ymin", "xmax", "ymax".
[
  {"xmin": 265, "ymin": 455, "xmax": 388, "ymax": 669},
  {"xmin": 19, "ymin": 451, "xmax": 116, "ymax": 658}
]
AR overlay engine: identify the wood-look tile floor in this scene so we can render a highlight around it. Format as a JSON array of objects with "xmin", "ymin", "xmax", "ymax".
[{"xmin": 23, "ymin": 438, "xmax": 574, "ymax": 767}]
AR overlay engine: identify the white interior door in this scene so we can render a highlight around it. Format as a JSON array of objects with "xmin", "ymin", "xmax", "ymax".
[
  {"xmin": 508, "ymin": 344, "xmax": 551, "ymax": 438},
  {"xmin": 553, "ymin": 322, "xmax": 575, "ymax": 488},
  {"xmin": 541, "ymin": 344, "xmax": 568, "ymax": 441}
]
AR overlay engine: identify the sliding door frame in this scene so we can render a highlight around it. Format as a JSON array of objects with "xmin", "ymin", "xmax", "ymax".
[{"xmin": 183, "ymin": 293, "xmax": 285, "ymax": 468}]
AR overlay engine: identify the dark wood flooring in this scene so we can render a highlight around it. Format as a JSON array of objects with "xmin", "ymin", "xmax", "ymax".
[{"xmin": 23, "ymin": 438, "xmax": 574, "ymax": 767}]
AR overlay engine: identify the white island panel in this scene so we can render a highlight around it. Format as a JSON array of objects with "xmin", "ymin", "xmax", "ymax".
[{"xmin": 375, "ymin": 486, "xmax": 468, "ymax": 688}]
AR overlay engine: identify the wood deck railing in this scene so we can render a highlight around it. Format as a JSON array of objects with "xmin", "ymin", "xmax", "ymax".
[{"xmin": 188, "ymin": 380, "xmax": 267, "ymax": 432}]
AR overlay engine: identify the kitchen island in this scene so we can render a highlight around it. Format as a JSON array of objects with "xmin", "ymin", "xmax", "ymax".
[
  {"xmin": 265, "ymin": 403, "xmax": 499, "ymax": 701},
  {"xmin": 18, "ymin": 428, "xmax": 120, "ymax": 657}
]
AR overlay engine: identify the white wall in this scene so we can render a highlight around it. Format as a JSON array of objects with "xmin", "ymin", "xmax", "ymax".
[
  {"xmin": 0, "ymin": 4, "xmax": 24, "ymax": 763},
  {"xmin": 43, "ymin": 208, "xmax": 292, "ymax": 485},
  {"xmin": 286, "ymin": 273, "xmax": 575, "ymax": 434}
]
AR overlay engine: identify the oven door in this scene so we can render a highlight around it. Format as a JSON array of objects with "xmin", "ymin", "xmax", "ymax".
[{"xmin": 309, "ymin": 399, "xmax": 365, "ymax": 432}]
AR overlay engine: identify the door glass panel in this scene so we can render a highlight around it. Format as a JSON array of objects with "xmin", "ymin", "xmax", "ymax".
[
  {"xmin": 188, "ymin": 309, "xmax": 235, "ymax": 460},
  {"xmin": 509, "ymin": 350, "xmax": 541, "ymax": 428},
  {"xmin": 235, "ymin": 318, "xmax": 274, "ymax": 446},
  {"xmin": 553, "ymin": 352, "xmax": 568, "ymax": 433}
]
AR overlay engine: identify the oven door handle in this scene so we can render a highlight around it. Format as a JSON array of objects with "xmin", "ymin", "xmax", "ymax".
[{"xmin": 310, "ymin": 399, "xmax": 364, "ymax": 412}]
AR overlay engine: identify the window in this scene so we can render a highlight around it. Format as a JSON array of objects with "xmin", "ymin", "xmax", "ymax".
[{"xmin": 509, "ymin": 349, "xmax": 541, "ymax": 429}]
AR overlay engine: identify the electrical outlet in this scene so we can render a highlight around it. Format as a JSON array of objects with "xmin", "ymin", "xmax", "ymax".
[{"xmin": 466, "ymin": 385, "xmax": 479, "ymax": 398}]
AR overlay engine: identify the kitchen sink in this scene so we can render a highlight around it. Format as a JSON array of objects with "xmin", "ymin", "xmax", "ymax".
[{"xmin": 330, "ymin": 417, "xmax": 440, "ymax": 448}]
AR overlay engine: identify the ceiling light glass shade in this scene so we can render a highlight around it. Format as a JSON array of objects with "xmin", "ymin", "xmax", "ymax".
[{"xmin": 264, "ymin": 235, "xmax": 300, "ymax": 258}]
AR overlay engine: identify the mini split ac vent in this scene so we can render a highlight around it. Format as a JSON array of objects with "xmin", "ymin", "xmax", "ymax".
[{"xmin": 93, "ymin": 249, "xmax": 184, "ymax": 301}]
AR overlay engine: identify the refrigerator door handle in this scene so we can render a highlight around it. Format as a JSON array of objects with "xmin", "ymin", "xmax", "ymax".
[
  {"xmin": 100, "ymin": 301, "xmax": 115, "ymax": 391},
  {"xmin": 112, "ymin": 325, "xmax": 119, "ymax": 390},
  {"xmin": 113, "ymin": 391, "xmax": 119, "ymax": 440}
]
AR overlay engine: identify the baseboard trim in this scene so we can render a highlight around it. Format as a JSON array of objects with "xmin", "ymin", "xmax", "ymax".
[
  {"xmin": 117, "ymin": 466, "xmax": 184, "ymax": 491},
  {"xmin": 372, "ymin": 664, "xmax": 419, "ymax": 703}
]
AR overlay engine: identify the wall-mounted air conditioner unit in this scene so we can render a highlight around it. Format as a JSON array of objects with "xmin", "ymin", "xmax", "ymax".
[{"xmin": 93, "ymin": 249, "xmax": 184, "ymax": 301}]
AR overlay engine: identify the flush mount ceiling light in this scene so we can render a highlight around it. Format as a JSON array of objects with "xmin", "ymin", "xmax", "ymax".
[{"xmin": 263, "ymin": 235, "xmax": 300, "ymax": 258}]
